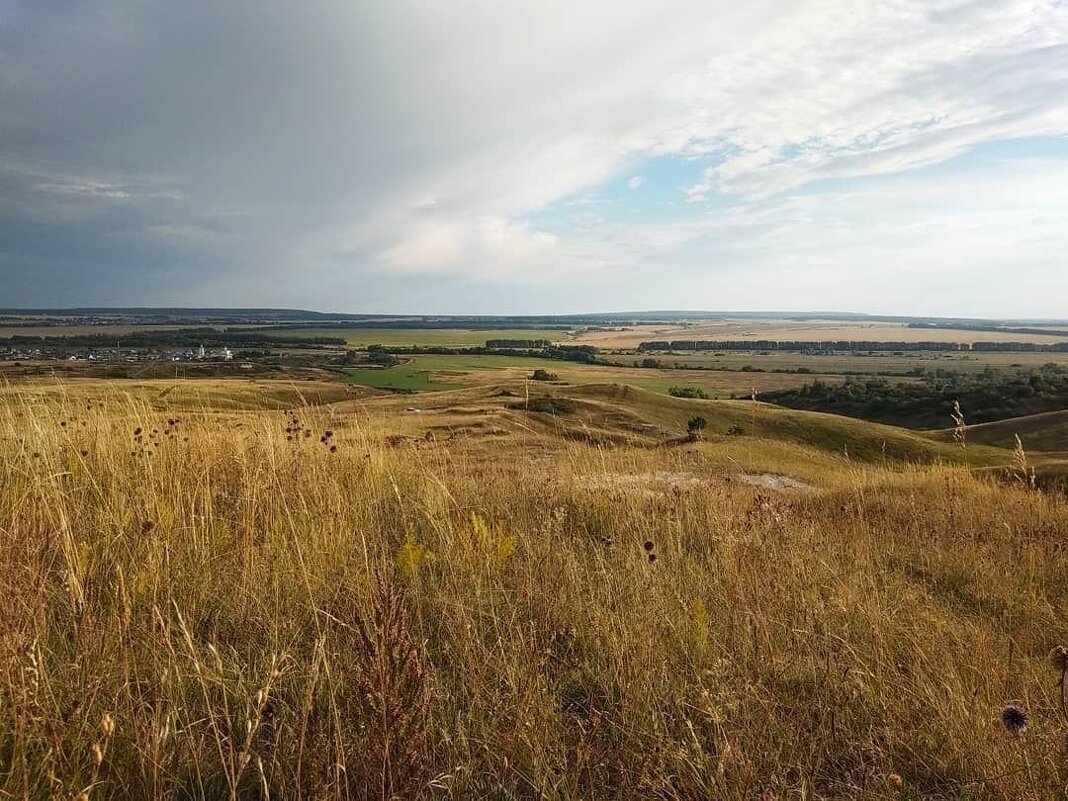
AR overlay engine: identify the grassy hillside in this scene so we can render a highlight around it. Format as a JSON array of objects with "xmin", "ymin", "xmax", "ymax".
[
  {"xmin": 1, "ymin": 379, "xmax": 1066, "ymax": 799},
  {"xmin": 341, "ymin": 354, "xmax": 847, "ymax": 397},
  {"xmin": 0, "ymin": 377, "xmax": 375, "ymax": 411},
  {"xmin": 954, "ymin": 409, "xmax": 1068, "ymax": 452},
  {"xmin": 561, "ymin": 384, "xmax": 1004, "ymax": 465}
]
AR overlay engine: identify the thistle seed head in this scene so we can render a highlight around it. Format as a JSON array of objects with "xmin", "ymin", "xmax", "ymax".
[
  {"xmin": 1049, "ymin": 645, "xmax": 1068, "ymax": 673},
  {"xmin": 1000, "ymin": 702, "xmax": 1028, "ymax": 735}
]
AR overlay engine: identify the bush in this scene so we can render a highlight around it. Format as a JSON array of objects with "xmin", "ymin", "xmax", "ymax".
[
  {"xmin": 531, "ymin": 369, "xmax": 558, "ymax": 382},
  {"xmin": 510, "ymin": 396, "xmax": 577, "ymax": 414},
  {"xmin": 369, "ymin": 351, "xmax": 401, "ymax": 367},
  {"xmin": 686, "ymin": 415, "xmax": 708, "ymax": 440},
  {"xmin": 668, "ymin": 386, "xmax": 709, "ymax": 399}
]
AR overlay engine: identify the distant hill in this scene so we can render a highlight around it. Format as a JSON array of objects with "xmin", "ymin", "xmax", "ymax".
[{"xmin": 2, "ymin": 307, "xmax": 1066, "ymax": 327}]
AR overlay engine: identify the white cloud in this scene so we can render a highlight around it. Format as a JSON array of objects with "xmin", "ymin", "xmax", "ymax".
[
  {"xmin": 378, "ymin": 216, "xmax": 580, "ymax": 281},
  {"xmin": 559, "ymin": 154, "xmax": 1068, "ymax": 317},
  {"xmin": 1, "ymin": 0, "xmax": 1067, "ymax": 312},
  {"xmin": 356, "ymin": 0, "xmax": 1068, "ymax": 282}
]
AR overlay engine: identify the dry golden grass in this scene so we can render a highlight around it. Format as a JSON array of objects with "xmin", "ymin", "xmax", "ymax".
[
  {"xmin": 570, "ymin": 320, "xmax": 1068, "ymax": 348},
  {"xmin": 1, "ymin": 380, "xmax": 1067, "ymax": 799}
]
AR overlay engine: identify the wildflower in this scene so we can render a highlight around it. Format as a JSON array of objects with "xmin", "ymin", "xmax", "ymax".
[
  {"xmin": 887, "ymin": 773, "xmax": 903, "ymax": 789},
  {"xmin": 643, "ymin": 540, "xmax": 654, "ymax": 552},
  {"xmin": 330, "ymin": 444, "xmax": 338, "ymax": 453},
  {"xmin": 648, "ymin": 553, "xmax": 657, "ymax": 564},
  {"xmin": 141, "ymin": 520, "xmax": 157, "ymax": 535},
  {"xmin": 1000, "ymin": 702, "xmax": 1028, "ymax": 735},
  {"xmin": 134, "ymin": 427, "xmax": 142, "ymax": 436}
]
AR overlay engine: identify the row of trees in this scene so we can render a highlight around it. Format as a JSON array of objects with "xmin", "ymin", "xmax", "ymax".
[{"xmin": 366, "ymin": 343, "xmax": 600, "ymax": 363}]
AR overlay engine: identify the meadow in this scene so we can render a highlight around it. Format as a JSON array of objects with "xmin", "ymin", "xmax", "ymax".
[
  {"xmin": 343, "ymin": 354, "xmax": 848, "ymax": 397},
  {"xmin": 1, "ymin": 377, "xmax": 1067, "ymax": 799}
]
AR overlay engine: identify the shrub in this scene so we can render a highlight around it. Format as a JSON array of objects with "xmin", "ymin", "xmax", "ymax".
[
  {"xmin": 511, "ymin": 396, "xmax": 577, "ymax": 414},
  {"xmin": 686, "ymin": 415, "xmax": 708, "ymax": 440},
  {"xmin": 668, "ymin": 386, "xmax": 709, "ymax": 399}
]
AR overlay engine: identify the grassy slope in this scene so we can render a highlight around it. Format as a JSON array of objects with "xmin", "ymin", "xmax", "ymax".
[
  {"xmin": 4, "ymin": 379, "xmax": 1068, "ymax": 799},
  {"xmin": 565, "ymin": 383, "xmax": 1007, "ymax": 465},
  {"xmin": 943, "ymin": 408, "xmax": 1068, "ymax": 452},
  {"xmin": 0, "ymin": 377, "xmax": 379, "ymax": 411}
]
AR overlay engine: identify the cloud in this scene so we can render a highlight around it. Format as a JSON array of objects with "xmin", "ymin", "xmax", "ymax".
[
  {"xmin": 0, "ymin": 0, "xmax": 1066, "ymax": 312},
  {"xmin": 556, "ymin": 153, "xmax": 1068, "ymax": 317}
]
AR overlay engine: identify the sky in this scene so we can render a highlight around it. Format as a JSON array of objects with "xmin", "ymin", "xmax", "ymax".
[{"xmin": 1, "ymin": 1, "xmax": 1067, "ymax": 317}]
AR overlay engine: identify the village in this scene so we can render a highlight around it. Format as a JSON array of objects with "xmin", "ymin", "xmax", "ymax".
[{"xmin": 0, "ymin": 343, "xmax": 237, "ymax": 363}]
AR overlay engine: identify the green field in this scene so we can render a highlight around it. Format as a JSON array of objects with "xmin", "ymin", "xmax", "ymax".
[
  {"xmin": 343, "ymin": 354, "xmax": 564, "ymax": 392},
  {"xmin": 283, "ymin": 327, "xmax": 570, "ymax": 346}
]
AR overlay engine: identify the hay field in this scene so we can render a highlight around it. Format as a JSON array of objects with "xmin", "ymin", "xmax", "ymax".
[
  {"xmin": 572, "ymin": 320, "xmax": 1068, "ymax": 348},
  {"xmin": 0, "ymin": 379, "xmax": 1066, "ymax": 799},
  {"xmin": 601, "ymin": 350, "xmax": 1068, "ymax": 375}
]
